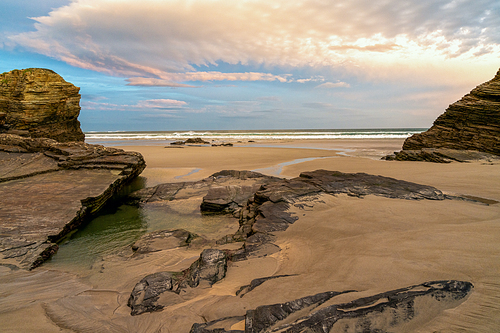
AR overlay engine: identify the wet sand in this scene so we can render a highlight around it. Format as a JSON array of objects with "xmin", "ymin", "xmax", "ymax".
[{"xmin": 1, "ymin": 138, "xmax": 499, "ymax": 332}]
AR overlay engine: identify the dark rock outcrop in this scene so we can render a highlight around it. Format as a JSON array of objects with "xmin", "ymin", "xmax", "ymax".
[
  {"xmin": 128, "ymin": 249, "xmax": 228, "ymax": 315},
  {"xmin": 185, "ymin": 138, "xmax": 210, "ymax": 144},
  {"xmin": 128, "ymin": 170, "xmax": 280, "ymax": 217},
  {"xmin": 0, "ymin": 134, "xmax": 145, "ymax": 270},
  {"xmin": 388, "ymin": 68, "xmax": 500, "ymax": 162},
  {"xmin": 190, "ymin": 280, "xmax": 473, "ymax": 333},
  {"xmin": 217, "ymin": 170, "xmax": 447, "ymax": 248},
  {"xmin": 169, "ymin": 138, "xmax": 210, "ymax": 145},
  {"xmin": 0, "ymin": 68, "xmax": 84, "ymax": 142}
]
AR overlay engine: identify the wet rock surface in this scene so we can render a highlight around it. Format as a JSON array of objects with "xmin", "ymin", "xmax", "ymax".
[
  {"xmin": 388, "ymin": 68, "xmax": 500, "ymax": 162},
  {"xmin": 190, "ymin": 280, "xmax": 473, "ymax": 333},
  {"xmin": 0, "ymin": 68, "xmax": 84, "ymax": 142},
  {"xmin": 0, "ymin": 134, "xmax": 145, "ymax": 269}
]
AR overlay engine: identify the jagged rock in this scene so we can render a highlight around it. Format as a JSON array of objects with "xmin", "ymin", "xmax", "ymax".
[
  {"xmin": 131, "ymin": 229, "xmax": 198, "ymax": 254},
  {"xmin": 0, "ymin": 134, "xmax": 146, "ymax": 269},
  {"xmin": 127, "ymin": 272, "xmax": 175, "ymax": 315},
  {"xmin": 190, "ymin": 280, "xmax": 473, "ymax": 333},
  {"xmin": 0, "ymin": 68, "xmax": 84, "ymax": 142},
  {"xmin": 186, "ymin": 248, "xmax": 228, "ymax": 288},
  {"xmin": 388, "ymin": 68, "xmax": 500, "ymax": 162},
  {"xmin": 128, "ymin": 249, "xmax": 228, "ymax": 315}
]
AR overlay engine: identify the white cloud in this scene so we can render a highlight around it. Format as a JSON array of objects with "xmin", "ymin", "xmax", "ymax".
[
  {"xmin": 135, "ymin": 99, "xmax": 187, "ymax": 109},
  {"xmin": 316, "ymin": 82, "xmax": 351, "ymax": 88},
  {"xmin": 7, "ymin": 0, "xmax": 500, "ymax": 86},
  {"xmin": 81, "ymin": 99, "xmax": 187, "ymax": 111},
  {"xmin": 126, "ymin": 78, "xmax": 196, "ymax": 87}
]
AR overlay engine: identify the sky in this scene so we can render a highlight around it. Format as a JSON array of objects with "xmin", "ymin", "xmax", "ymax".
[{"xmin": 1, "ymin": 0, "xmax": 499, "ymax": 132}]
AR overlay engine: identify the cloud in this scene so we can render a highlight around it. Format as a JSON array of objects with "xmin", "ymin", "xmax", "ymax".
[
  {"xmin": 128, "ymin": 72, "xmax": 290, "ymax": 85},
  {"xmin": 81, "ymin": 99, "xmax": 187, "ymax": 111},
  {"xmin": 302, "ymin": 102, "xmax": 334, "ymax": 109},
  {"xmin": 7, "ymin": 0, "xmax": 500, "ymax": 85},
  {"xmin": 126, "ymin": 78, "xmax": 196, "ymax": 87},
  {"xmin": 136, "ymin": 99, "xmax": 187, "ymax": 109},
  {"xmin": 316, "ymin": 82, "xmax": 351, "ymax": 88}
]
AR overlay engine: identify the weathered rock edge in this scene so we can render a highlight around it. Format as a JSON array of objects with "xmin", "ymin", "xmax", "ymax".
[
  {"xmin": 128, "ymin": 170, "xmax": 469, "ymax": 316},
  {"xmin": 0, "ymin": 134, "xmax": 146, "ymax": 270},
  {"xmin": 190, "ymin": 280, "xmax": 473, "ymax": 332},
  {"xmin": 386, "ymin": 67, "xmax": 500, "ymax": 162}
]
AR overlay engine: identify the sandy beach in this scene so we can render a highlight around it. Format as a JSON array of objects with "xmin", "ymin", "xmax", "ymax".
[{"xmin": 1, "ymin": 138, "xmax": 499, "ymax": 332}]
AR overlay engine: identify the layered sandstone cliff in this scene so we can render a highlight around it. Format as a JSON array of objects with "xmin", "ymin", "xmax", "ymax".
[
  {"xmin": 387, "ymin": 68, "xmax": 500, "ymax": 162},
  {"xmin": 0, "ymin": 68, "xmax": 84, "ymax": 142}
]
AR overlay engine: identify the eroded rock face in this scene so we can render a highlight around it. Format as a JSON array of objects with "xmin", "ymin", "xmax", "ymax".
[
  {"xmin": 0, "ymin": 68, "xmax": 84, "ymax": 142},
  {"xmin": 388, "ymin": 68, "xmax": 500, "ymax": 162}
]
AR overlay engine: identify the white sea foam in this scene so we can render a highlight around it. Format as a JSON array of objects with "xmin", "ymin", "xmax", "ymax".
[{"xmin": 85, "ymin": 129, "xmax": 425, "ymax": 141}]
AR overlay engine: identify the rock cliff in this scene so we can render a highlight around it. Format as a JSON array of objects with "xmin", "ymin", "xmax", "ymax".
[
  {"xmin": 0, "ymin": 68, "xmax": 84, "ymax": 142},
  {"xmin": 387, "ymin": 68, "xmax": 500, "ymax": 162}
]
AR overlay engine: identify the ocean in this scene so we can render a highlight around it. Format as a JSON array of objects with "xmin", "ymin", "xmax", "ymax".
[{"xmin": 85, "ymin": 128, "xmax": 426, "ymax": 145}]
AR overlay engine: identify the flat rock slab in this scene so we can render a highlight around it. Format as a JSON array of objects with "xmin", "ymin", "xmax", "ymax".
[
  {"xmin": 0, "ymin": 169, "xmax": 120, "ymax": 239},
  {"xmin": 0, "ymin": 134, "xmax": 145, "ymax": 270},
  {"xmin": 0, "ymin": 152, "xmax": 59, "ymax": 181}
]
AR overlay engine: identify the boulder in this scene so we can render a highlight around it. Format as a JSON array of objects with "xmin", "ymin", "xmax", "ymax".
[{"xmin": 0, "ymin": 68, "xmax": 84, "ymax": 142}]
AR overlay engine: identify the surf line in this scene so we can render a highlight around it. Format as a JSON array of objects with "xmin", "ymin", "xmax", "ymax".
[
  {"xmin": 252, "ymin": 156, "xmax": 337, "ymax": 176},
  {"xmin": 174, "ymin": 168, "xmax": 202, "ymax": 179}
]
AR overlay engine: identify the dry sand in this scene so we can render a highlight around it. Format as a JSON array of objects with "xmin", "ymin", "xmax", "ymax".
[{"xmin": 1, "ymin": 138, "xmax": 499, "ymax": 332}]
